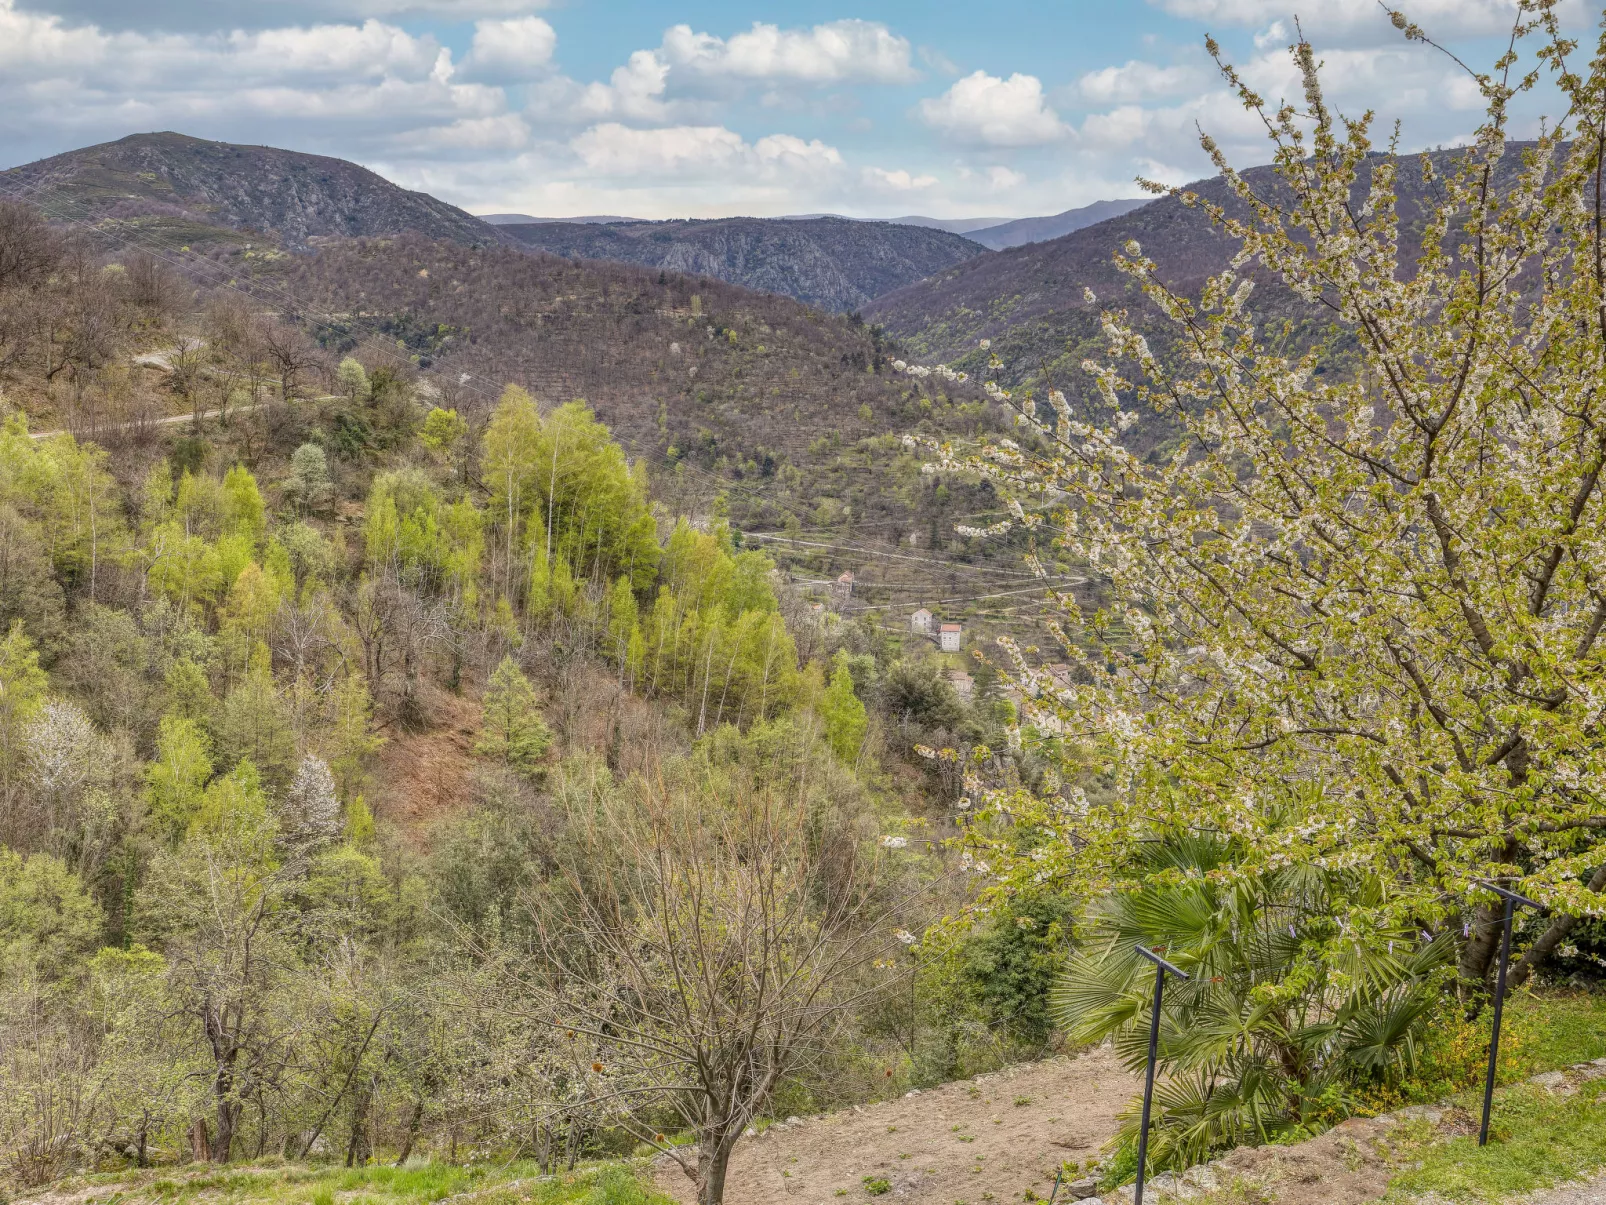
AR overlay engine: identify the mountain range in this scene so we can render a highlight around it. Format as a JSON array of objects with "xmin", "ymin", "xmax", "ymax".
[
  {"xmin": 495, "ymin": 216, "xmax": 987, "ymax": 313},
  {"xmin": 478, "ymin": 200, "xmax": 1150, "ymax": 250}
]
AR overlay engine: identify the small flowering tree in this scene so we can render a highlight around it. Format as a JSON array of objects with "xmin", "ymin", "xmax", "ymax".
[{"xmin": 923, "ymin": 3, "xmax": 1606, "ymax": 993}]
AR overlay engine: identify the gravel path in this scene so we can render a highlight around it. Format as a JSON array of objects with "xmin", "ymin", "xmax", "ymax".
[{"xmin": 1521, "ymin": 1174, "xmax": 1606, "ymax": 1205}]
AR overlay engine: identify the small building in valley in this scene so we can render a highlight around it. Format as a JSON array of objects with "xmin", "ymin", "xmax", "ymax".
[
  {"xmin": 939, "ymin": 622, "xmax": 963, "ymax": 652},
  {"xmin": 910, "ymin": 607, "xmax": 933, "ymax": 636}
]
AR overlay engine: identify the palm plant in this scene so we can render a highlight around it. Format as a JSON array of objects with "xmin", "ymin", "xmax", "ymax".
[{"xmin": 1053, "ymin": 836, "xmax": 1452, "ymax": 1171}]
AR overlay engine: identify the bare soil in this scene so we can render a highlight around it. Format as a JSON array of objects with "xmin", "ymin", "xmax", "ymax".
[
  {"xmin": 1199, "ymin": 1115, "xmax": 1406, "ymax": 1205},
  {"xmin": 369, "ymin": 691, "xmax": 481, "ymax": 846},
  {"xmin": 655, "ymin": 1047, "xmax": 1138, "ymax": 1205}
]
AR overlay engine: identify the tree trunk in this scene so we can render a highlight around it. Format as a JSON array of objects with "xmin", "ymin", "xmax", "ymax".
[
  {"xmin": 189, "ymin": 1118, "xmax": 212, "ymax": 1163},
  {"xmin": 696, "ymin": 1134, "xmax": 739, "ymax": 1205},
  {"xmin": 213, "ymin": 1098, "xmax": 239, "ymax": 1162},
  {"xmin": 1509, "ymin": 862, "xmax": 1606, "ymax": 990},
  {"xmin": 1457, "ymin": 901, "xmax": 1504, "ymax": 1011},
  {"xmin": 345, "ymin": 1080, "xmax": 373, "ymax": 1168},
  {"xmin": 394, "ymin": 1098, "xmax": 424, "ymax": 1167}
]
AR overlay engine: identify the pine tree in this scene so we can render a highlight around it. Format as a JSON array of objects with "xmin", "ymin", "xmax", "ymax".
[{"xmin": 477, "ymin": 656, "xmax": 551, "ymax": 775}]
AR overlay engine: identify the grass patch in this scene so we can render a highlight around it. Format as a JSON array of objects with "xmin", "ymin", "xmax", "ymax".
[
  {"xmin": 53, "ymin": 1160, "xmax": 669, "ymax": 1205},
  {"xmin": 1386, "ymin": 1080, "xmax": 1606, "ymax": 1203}
]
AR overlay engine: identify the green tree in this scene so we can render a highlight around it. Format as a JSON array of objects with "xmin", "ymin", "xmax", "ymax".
[
  {"xmin": 0, "ymin": 848, "xmax": 103, "ymax": 979},
  {"xmin": 820, "ymin": 651, "xmax": 867, "ymax": 766},
  {"xmin": 476, "ymin": 656, "xmax": 550, "ymax": 774},
  {"xmin": 214, "ymin": 666, "xmax": 298, "ymax": 795},
  {"xmin": 336, "ymin": 357, "xmax": 370, "ymax": 403},
  {"xmin": 0, "ymin": 619, "xmax": 48, "ymax": 828},
  {"xmin": 220, "ymin": 465, "xmax": 265, "ymax": 548},
  {"xmin": 944, "ymin": 17, "xmax": 1606, "ymax": 995},
  {"xmin": 138, "ymin": 761, "xmax": 287, "ymax": 1162},
  {"xmin": 283, "ymin": 444, "xmax": 333, "ymax": 515},
  {"xmin": 146, "ymin": 714, "xmax": 213, "ymax": 842},
  {"xmin": 420, "ymin": 406, "xmax": 468, "ymax": 461}
]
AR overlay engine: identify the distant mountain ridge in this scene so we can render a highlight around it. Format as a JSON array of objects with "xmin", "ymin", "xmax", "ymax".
[
  {"xmin": 864, "ymin": 146, "xmax": 1537, "ymax": 445},
  {"xmin": 477, "ymin": 209, "xmax": 1145, "ymax": 244},
  {"xmin": 966, "ymin": 198, "xmax": 1150, "ymax": 250},
  {"xmin": 0, "ymin": 132, "xmax": 497, "ymax": 250},
  {"xmin": 498, "ymin": 215, "xmax": 988, "ymax": 312}
]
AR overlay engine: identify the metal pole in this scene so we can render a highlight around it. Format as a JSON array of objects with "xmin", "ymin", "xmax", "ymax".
[
  {"xmin": 1132, "ymin": 946, "xmax": 1189, "ymax": 1205},
  {"xmin": 1478, "ymin": 897, "xmax": 1513, "ymax": 1147},
  {"xmin": 1472, "ymin": 880, "xmax": 1540, "ymax": 1147}
]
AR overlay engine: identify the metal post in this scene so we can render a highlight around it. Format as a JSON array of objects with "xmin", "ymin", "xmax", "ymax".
[
  {"xmin": 1473, "ymin": 880, "xmax": 1540, "ymax": 1147},
  {"xmin": 1133, "ymin": 945, "xmax": 1189, "ymax": 1205}
]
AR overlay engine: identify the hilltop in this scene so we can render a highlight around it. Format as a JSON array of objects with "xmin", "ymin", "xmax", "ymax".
[
  {"xmin": 496, "ymin": 215, "xmax": 987, "ymax": 312},
  {"xmin": 0, "ymin": 132, "xmax": 497, "ymax": 250}
]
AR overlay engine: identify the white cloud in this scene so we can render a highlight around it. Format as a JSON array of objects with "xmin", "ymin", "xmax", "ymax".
[
  {"xmin": 754, "ymin": 133, "xmax": 844, "ymax": 175},
  {"xmin": 864, "ymin": 166, "xmax": 938, "ymax": 192},
  {"xmin": 1079, "ymin": 60, "xmax": 1205, "ymax": 104},
  {"xmin": 0, "ymin": 0, "xmax": 512, "ymax": 168},
  {"xmin": 463, "ymin": 16, "xmax": 555, "ymax": 81},
  {"xmin": 986, "ymin": 165, "xmax": 1025, "ymax": 189},
  {"xmin": 577, "ymin": 50, "xmax": 672, "ymax": 120},
  {"xmin": 660, "ymin": 19, "xmax": 916, "ymax": 84},
  {"xmin": 1148, "ymin": 0, "xmax": 1585, "ymax": 43},
  {"xmin": 572, "ymin": 123, "xmax": 743, "ymax": 175},
  {"xmin": 570, "ymin": 123, "xmax": 841, "ymax": 182},
  {"xmin": 919, "ymin": 70, "xmax": 1068, "ymax": 147}
]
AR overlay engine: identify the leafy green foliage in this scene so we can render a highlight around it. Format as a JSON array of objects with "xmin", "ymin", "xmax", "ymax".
[
  {"xmin": 822, "ymin": 651, "xmax": 868, "ymax": 765},
  {"xmin": 477, "ymin": 656, "xmax": 551, "ymax": 774},
  {"xmin": 961, "ymin": 893, "xmax": 1074, "ymax": 1048},
  {"xmin": 1056, "ymin": 836, "xmax": 1452, "ymax": 1171}
]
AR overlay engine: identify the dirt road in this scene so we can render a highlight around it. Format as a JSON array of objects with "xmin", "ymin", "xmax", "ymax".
[{"xmin": 656, "ymin": 1047, "xmax": 1137, "ymax": 1205}]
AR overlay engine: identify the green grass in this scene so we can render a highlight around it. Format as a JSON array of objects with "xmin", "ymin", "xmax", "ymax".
[
  {"xmin": 57, "ymin": 1160, "xmax": 670, "ymax": 1205},
  {"xmin": 1505, "ymin": 989, "xmax": 1606, "ymax": 1071},
  {"xmin": 1386, "ymin": 1080, "xmax": 1606, "ymax": 1203}
]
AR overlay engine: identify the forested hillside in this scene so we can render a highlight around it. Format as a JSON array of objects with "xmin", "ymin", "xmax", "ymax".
[
  {"xmin": 0, "ymin": 196, "xmax": 1072, "ymax": 1202},
  {"xmin": 864, "ymin": 145, "xmax": 1542, "ymax": 443},
  {"xmin": 257, "ymin": 234, "xmax": 1035, "ymax": 591},
  {"xmin": 496, "ymin": 216, "xmax": 987, "ymax": 312}
]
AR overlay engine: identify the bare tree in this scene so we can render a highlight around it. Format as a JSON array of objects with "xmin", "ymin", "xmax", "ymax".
[
  {"xmin": 0, "ymin": 201, "xmax": 60, "ymax": 291},
  {"xmin": 523, "ymin": 757, "xmax": 912, "ymax": 1205},
  {"xmin": 260, "ymin": 319, "xmax": 317, "ymax": 405}
]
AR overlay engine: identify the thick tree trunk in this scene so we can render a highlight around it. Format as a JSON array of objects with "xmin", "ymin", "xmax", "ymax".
[
  {"xmin": 1457, "ymin": 901, "xmax": 1504, "ymax": 1012},
  {"xmin": 214, "ymin": 1098, "xmax": 240, "ymax": 1162},
  {"xmin": 696, "ymin": 1134, "xmax": 739, "ymax": 1205}
]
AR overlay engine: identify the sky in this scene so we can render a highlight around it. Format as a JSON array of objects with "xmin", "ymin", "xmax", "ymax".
[{"xmin": 0, "ymin": 0, "xmax": 1591, "ymax": 221}]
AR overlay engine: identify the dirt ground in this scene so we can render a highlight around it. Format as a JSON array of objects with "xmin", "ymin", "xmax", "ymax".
[
  {"xmin": 655, "ymin": 1047, "xmax": 1138, "ymax": 1205},
  {"xmin": 369, "ymin": 691, "xmax": 481, "ymax": 846},
  {"xmin": 1523, "ymin": 1171, "xmax": 1606, "ymax": 1205}
]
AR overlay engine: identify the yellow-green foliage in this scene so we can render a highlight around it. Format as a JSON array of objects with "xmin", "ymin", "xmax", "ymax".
[
  {"xmin": 632, "ymin": 520, "xmax": 798, "ymax": 726},
  {"xmin": 483, "ymin": 388, "xmax": 659, "ymax": 595},
  {"xmin": 364, "ymin": 468, "xmax": 482, "ymax": 601}
]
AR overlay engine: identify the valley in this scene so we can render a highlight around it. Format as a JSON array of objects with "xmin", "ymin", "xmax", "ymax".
[{"xmin": 4, "ymin": 10, "xmax": 1606, "ymax": 1204}]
